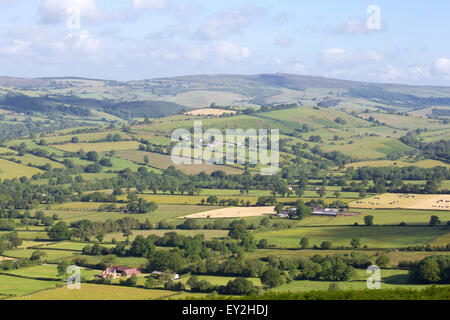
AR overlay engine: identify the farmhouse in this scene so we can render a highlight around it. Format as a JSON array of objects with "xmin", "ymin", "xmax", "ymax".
[
  {"xmin": 100, "ymin": 266, "xmax": 141, "ymax": 279},
  {"xmin": 312, "ymin": 207, "xmax": 339, "ymax": 217}
]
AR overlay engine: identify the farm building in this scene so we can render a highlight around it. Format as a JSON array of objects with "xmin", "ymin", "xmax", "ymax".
[
  {"xmin": 100, "ymin": 266, "xmax": 141, "ymax": 279},
  {"xmin": 312, "ymin": 207, "xmax": 339, "ymax": 217},
  {"xmin": 279, "ymin": 207, "xmax": 297, "ymax": 218}
]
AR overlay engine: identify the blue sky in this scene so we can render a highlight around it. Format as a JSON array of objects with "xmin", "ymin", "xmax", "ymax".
[{"xmin": 0, "ymin": 0, "xmax": 450, "ymax": 84}]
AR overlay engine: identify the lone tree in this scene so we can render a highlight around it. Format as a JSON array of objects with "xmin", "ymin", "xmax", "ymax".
[
  {"xmin": 364, "ymin": 215, "xmax": 375, "ymax": 226},
  {"xmin": 320, "ymin": 241, "xmax": 332, "ymax": 250},
  {"xmin": 429, "ymin": 216, "xmax": 441, "ymax": 226},
  {"xmin": 295, "ymin": 200, "xmax": 312, "ymax": 220},
  {"xmin": 375, "ymin": 254, "xmax": 390, "ymax": 268},
  {"xmin": 351, "ymin": 238, "xmax": 361, "ymax": 249},
  {"xmin": 300, "ymin": 237, "xmax": 309, "ymax": 249},
  {"xmin": 260, "ymin": 268, "xmax": 284, "ymax": 288}
]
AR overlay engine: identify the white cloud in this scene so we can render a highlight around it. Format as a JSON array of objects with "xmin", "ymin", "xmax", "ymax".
[
  {"xmin": 321, "ymin": 48, "xmax": 348, "ymax": 64},
  {"xmin": 320, "ymin": 48, "xmax": 382, "ymax": 66},
  {"xmin": 0, "ymin": 39, "xmax": 31, "ymax": 55},
  {"xmin": 273, "ymin": 36, "xmax": 292, "ymax": 47},
  {"xmin": 212, "ymin": 41, "xmax": 251, "ymax": 61},
  {"xmin": 196, "ymin": 5, "xmax": 265, "ymax": 40},
  {"xmin": 332, "ymin": 17, "xmax": 383, "ymax": 34},
  {"xmin": 39, "ymin": 0, "xmax": 105, "ymax": 24},
  {"xmin": 434, "ymin": 58, "xmax": 450, "ymax": 75},
  {"xmin": 132, "ymin": 0, "xmax": 166, "ymax": 10}
]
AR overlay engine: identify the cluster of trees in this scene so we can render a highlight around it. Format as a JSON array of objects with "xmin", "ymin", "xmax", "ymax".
[
  {"xmin": 348, "ymin": 166, "xmax": 449, "ymax": 181},
  {"xmin": 187, "ymin": 276, "xmax": 259, "ymax": 295},
  {"xmin": 409, "ymin": 255, "xmax": 450, "ymax": 284},
  {"xmin": 0, "ymin": 231, "xmax": 22, "ymax": 254}
]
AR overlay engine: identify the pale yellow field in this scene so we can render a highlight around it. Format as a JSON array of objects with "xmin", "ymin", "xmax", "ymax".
[
  {"xmin": 13, "ymin": 284, "xmax": 189, "ymax": 300},
  {"xmin": 185, "ymin": 108, "xmax": 237, "ymax": 116},
  {"xmin": 0, "ymin": 158, "xmax": 43, "ymax": 179},
  {"xmin": 181, "ymin": 206, "xmax": 276, "ymax": 219},
  {"xmin": 351, "ymin": 193, "xmax": 450, "ymax": 211}
]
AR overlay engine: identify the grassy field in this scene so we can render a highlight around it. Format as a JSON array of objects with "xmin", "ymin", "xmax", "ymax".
[
  {"xmin": 2, "ymin": 249, "xmax": 78, "ymax": 261},
  {"xmin": 294, "ymin": 208, "xmax": 450, "ymax": 227},
  {"xmin": 2, "ymin": 264, "xmax": 100, "ymax": 280},
  {"xmin": 322, "ymin": 137, "xmax": 414, "ymax": 160},
  {"xmin": 8, "ymin": 154, "xmax": 65, "ymax": 169},
  {"xmin": 351, "ymin": 193, "xmax": 450, "ymax": 210},
  {"xmin": 51, "ymin": 204, "xmax": 217, "ymax": 223},
  {"xmin": 40, "ymin": 242, "xmax": 115, "ymax": 251},
  {"xmin": 254, "ymin": 226, "xmax": 448, "ymax": 249},
  {"xmin": 51, "ymin": 141, "xmax": 141, "ymax": 153},
  {"xmin": 115, "ymin": 150, "xmax": 244, "ymax": 175},
  {"xmin": 0, "ymin": 158, "xmax": 43, "ymax": 179},
  {"xmin": 0, "ymin": 275, "xmax": 61, "ymax": 298},
  {"xmin": 102, "ymin": 229, "xmax": 229, "ymax": 242},
  {"xmin": 11, "ymin": 283, "xmax": 192, "ymax": 300},
  {"xmin": 271, "ymin": 268, "xmax": 448, "ymax": 293},
  {"xmin": 345, "ymin": 159, "xmax": 450, "ymax": 169}
]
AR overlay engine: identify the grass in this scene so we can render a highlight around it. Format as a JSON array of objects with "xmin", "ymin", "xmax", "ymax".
[
  {"xmin": 53, "ymin": 204, "xmax": 216, "ymax": 223},
  {"xmin": 3, "ymin": 249, "xmax": 77, "ymax": 261},
  {"xmin": 180, "ymin": 275, "xmax": 262, "ymax": 287},
  {"xmin": 0, "ymin": 275, "xmax": 61, "ymax": 298},
  {"xmin": 295, "ymin": 208, "xmax": 450, "ymax": 227},
  {"xmin": 51, "ymin": 141, "xmax": 141, "ymax": 153},
  {"xmin": 68, "ymin": 255, "xmax": 148, "ymax": 269},
  {"xmin": 254, "ymin": 226, "xmax": 448, "ymax": 249},
  {"xmin": 345, "ymin": 159, "xmax": 450, "ymax": 169},
  {"xmin": 0, "ymin": 158, "xmax": 43, "ymax": 179},
  {"xmin": 2, "ymin": 264, "xmax": 100, "ymax": 280},
  {"xmin": 102, "ymin": 229, "xmax": 229, "ymax": 242},
  {"xmin": 40, "ymin": 242, "xmax": 115, "ymax": 251},
  {"xmin": 115, "ymin": 150, "xmax": 243, "ymax": 175},
  {"xmin": 7, "ymin": 154, "xmax": 65, "ymax": 169},
  {"xmin": 11, "ymin": 283, "xmax": 189, "ymax": 300},
  {"xmin": 322, "ymin": 137, "xmax": 414, "ymax": 160}
]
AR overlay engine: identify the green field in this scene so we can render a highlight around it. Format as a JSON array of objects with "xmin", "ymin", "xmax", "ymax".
[
  {"xmin": 103, "ymin": 229, "xmax": 228, "ymax": 242},
  {"xmin": 2, "ymin": 249, "xmax": 77, "ymax": 261},
  {"xmin": 2, "ymin": 264, "xmax": 100, "ymax": 280},
  {"xmin": 52, "ymin": 141, "xmax": 141, "ymax": 153},
  {"xmin": 115, "ymin": 150, "xmax": 244, "ymax": 175},
  {"xmin": 254, "ymin": 226, "xmax": 447, "ymax": 249},
  {"xmin": 0, "ymin": 275, "xmax": 61, "ymax": 298},
  {"xmin": 295, "ymin": 209, "xmax": 450, "ymax": 227}
]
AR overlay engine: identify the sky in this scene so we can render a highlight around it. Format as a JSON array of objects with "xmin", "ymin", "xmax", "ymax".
[{"xmin": 0, "ymin": 0, "xmax": 450, "ymax": 85}]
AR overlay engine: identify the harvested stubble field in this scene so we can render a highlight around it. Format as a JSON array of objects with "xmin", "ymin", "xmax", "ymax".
[
  {"xmin": 181, "ymin": 206, "xmax": 276, "ymax": 219},
  {"xmin": 351, "ymin": 193, "xmax": 450, "ymax": 210},
  {"xmin": 185, "ymin": 108, "xmax": 237, "ymax": 116}
]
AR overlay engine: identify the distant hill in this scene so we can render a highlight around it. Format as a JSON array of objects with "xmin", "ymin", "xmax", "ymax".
[{"xmin": 1, "ymin": 73, "xmax": 450, "ymax": 117}]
